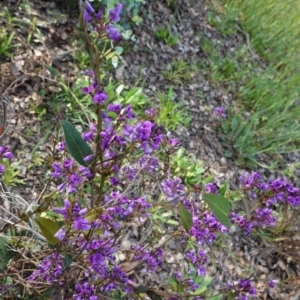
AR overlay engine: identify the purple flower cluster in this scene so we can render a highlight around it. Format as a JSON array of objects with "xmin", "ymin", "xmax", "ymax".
[
  {"xmin": 104, "ymin": 191, "xmax": 151, "ymax": 220},
  {"xmin": 73, "ymin": 282, "xmax": 97, "ymax": 300},
  {"xmin": 228, "ymin": 278, "xmax": 256, "ymax": 300},
  {"xmin": 230, "ymin": 212, "xmax": 253, "ymax": 235},
  {"xmin": 132, "ymin": 246, "xmax": 163, "ymax": 272},
  {"xmin": 82, "ymin": 72, "xmax": 108, "ymax": 106},
  {"xmin": 190, "ymin": 211, "xmax": 227, "ymax": 245},
  {"xmin": 234, "ymin": 171, "xmax": 300, "ymax": 234},
  {"xmin": 28, "ymin": 253, "xmax": 63, "ymax": 284},
  {"xmin": 0, "ymin": 145, "xmax": 13, "ymax": 174},
  {"xmin": 83, "ymin": 2, "xmax": 122, "ymax": 42},
  {"xmin": 161, "ymin": 177, "xmax": 185, "ymax": 200},
  {"xmin": 51, "ymin": 159, "xmax": 92, "ymax": 193},
  {"xmin": 54, "ymin": 200, "xmax": 92, "ymax": 241},
  {"xmin": 185, "ymin": 249, "xmax": 208, "ymax": 276},
  {"xmin": 205, "ymin": 182, "xmax": 219, "ymax": 194},
  {"xmin": 213, "ymin": 106, "xmax": 226, "ymax": 119}
]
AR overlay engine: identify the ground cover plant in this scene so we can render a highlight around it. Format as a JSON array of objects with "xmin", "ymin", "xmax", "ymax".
[
  {"xmin": 0, "ymin": 1, "xmax": 299, "ymax": 299},
  {"xmin": 207, "ymin": 0, "xmax": 300, "ymax": 166}
]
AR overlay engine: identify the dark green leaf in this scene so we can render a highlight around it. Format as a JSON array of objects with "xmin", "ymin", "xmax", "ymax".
[
  {"xmin": 112, "ymin": 292, "xmax": 122, "ymax": 300},
  {"xmin": 60, "ymin": 120, "xmax": 94, "ymax": 166},
  {"xmin": 43, "ymin": 285, "xmax": 57, "ymax": 298},
  {"xmin": 0, "ymin": 236, "xmax": 14, "ymax": 272},
  {"xmin": 178, "ymin": 201, "xmax": 193, "ymax": 232},
  {"xmin": 34, "ymin": 217, "xmax": 60, "ymax": 245},
  {"xmin": 147, "ymin": 291, "xmax": 163, "ymax": 300},
  {"xmin": 203, "ymin": 194, "xmax": 231, "ymax": 228},
  {"xmin": 46, "ymin": 65, "xmax": 57, "ymax": 77},
  {"xmin": 135, "ymin": 285, "xmax": 149, "ymax": 293},
  {"xmin": 64, "ymin": 254, "xmax": 73, "ymax": 268}
]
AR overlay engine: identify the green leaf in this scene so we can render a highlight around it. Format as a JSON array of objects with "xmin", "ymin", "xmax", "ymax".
[
  {"xmin": 34, "ymin": 217, "xmax": 60, "ymax": 245},
  {"xmin": 0, "ymin": 236, "xmax": 14, "ymax": 272},
  {"xmin": 147, "ymin": 291, "xmax": 163, "ymax": 300},
  {"xmin": 135, "ymin": 285, "xmax": 148, "ymax": 293},
  {"xmin": 200, "ymin": 276, "xmax": 213, "ymax": 287},
  {"xmin": 167, "ymin": 277, "xmax": 178, "ymax": 289},
  {"xmin": 203, "ymin": 194, "xmax": 231, "ymax": 228},
  {"xmin": 189, "ymin": 286, "xmax": 207, "ymax": 296},
  {"xmin": 85, "ymin": 208, "xmax": 104, "ymax": 223},
  {"xmin": 227, "ymin": 291, "xmax": 235, "ymax": 300},
  {"xmin": 43, "ymin": 285, "xmax": 57, "ymax": 298},
  {"xmin": 178, "ymin": 201, "xmax": 193, "ymax": 232},
  {"xmin": 46, "ymin": 65, "xmax": 58, "ymax": 77},
  {"xmin": 64, "ymin": 253, "xmax": 73, "ymax": 268},
  {"xmin": 60, "ymin": 120, "xmax": 94, "ymax": 166}
]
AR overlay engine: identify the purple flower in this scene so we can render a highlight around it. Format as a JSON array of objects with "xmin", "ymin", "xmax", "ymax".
[
  {"xmin": 214, "ymin": 106, "xmax": 226, "ymax": 118},
  {"xmin": 54, "ymin": 228, "xmax": 66, "ymax": 241},
  {"xmin": 185, "ymin": 249, "xmax": 208, "ymax": 276},
  {"xmin": 93, "ymin": 91, "xmax": 107, "ymax": 104},
  {"xmin": 73, "ymin": 282, "xmax": 96, "ymax": 299},
  {"xmin": 82, "ymin": 122, "xmax": 97, "ymax": 142},
  {"xmin": 51, "ymin": 162, "xmax": 62, "ymax": 178},
  {"xmin": 85, "ymin": 1, "xmax": 95, "ymax": 14},
  {"xmin": 106, "ymin": 24, "xmax": 121, "ymax": 41},
  {"xmin": 123, "ymin": 105, "xmax": 136, "ymax": 119},
  {"xmin": 107, "ymin": 103, "xmax": 122, "ymax": 114},
  {"xmin": 54, "ymin": 199, "xmax": 71, "ymax": 219},
  {"xmin": 0, "ymin": 146, "xmax": 13, "ymax": 160},
  {"xmin": 28, "ymin": 253, "xmax": 63, "ymax": 284},
  {"xmin": 74, "ymin": 217, "xmax": 91, "ymax": 231},
  {"xmin": 205, "ymin": 182, "xmax": 219, "ymax": 194},
  {"xmin": 57, "ymin": 141, "xmax": 66, "ymax": 151},
  {"xmin": 3, "ymin": 152, "xmax": 13, "ymax": 160},
  {"xmin": 83, "ymin": 9, "xmax": 93, "ymax": 22},
  {"xmin": 135, "ymin": 121, "xmax": 153, "ymax": 141},
  {"xmin": 145, "ymin": 107, "xmax": 155, "ymax": 117},
  {"xmin": 239, "ymin": 172, "xmax": 261, "ymax": 189},
  {"xmin": 82, "ymin": 84, "xmax": 95, "ymax": 94},
  {"xmin": 268, "ymin": 279, "xmax": 279, "ymax": 288},
  {"xmin": 161, "ymin": 177, "xmax": 185, "ymax": 199},
  {"xmin": 109, "ymin": 4, "xmax": 122, "ymax": 22},
  {"xmin": 63, "ymin": 158, "xmax": 74, "ymax": 169},
  {"xmin": 96, "ymin": 11, "xmax": 102, "ymax": 20},
  {"xmin": 0, "ymin": 165, "xmax": 5, "ymax": 173},
  {"xmin": 270, "ymin": 178, "xmax": 287, "ymax": 192},
  {"xmin": 253, "ymin": 208, "xmax": 276, "ymax": 227}
]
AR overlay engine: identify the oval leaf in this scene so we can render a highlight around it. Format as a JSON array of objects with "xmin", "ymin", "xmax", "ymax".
[
  {"xmin": 64, "ymin": 253, "xmax": 73, "ymax": 268},
  {"xmin": 46, "ymin": 65, "xmax": 57, "ymax": 77},
  {"xmin": 34, "ymin": 217, "xmax": 60, "ymax": 245},
  {"xmin": 178, "ymin": 201, "xmax": 192, "ymax": 232},
  {"xmin": 43, "ymin": 285, "xmax": 57, "ymax": 298},
  {"xmin": 60, "ymin": 120, "xmax": 94, "ymax": 166},
  {"xmin": 203, "ymin": 194, "xmax": 231, "ymax": 228},
  {"xmin": 85, "ymin": 208, "xmax": 104, "ymax": 223}
]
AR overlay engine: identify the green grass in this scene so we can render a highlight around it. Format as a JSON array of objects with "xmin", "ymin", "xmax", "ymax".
[
  {"xmin": 157, "ymin": 87, "xmax": 191, "ymax": 131},
  {"xmin": 161, "ymin": 59, "xmax": 197, "ymax": 84},
  {"xmin": 0, "ymin": 29, "xmax": 14, "ymax": 57},
  {"xmin": 207, "ymin": 0, "xmax": 300, "ymax": 166},
  {"xmin": 155, "ymin": 26, "xmax": 179, "ymax": 46}
]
